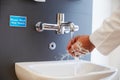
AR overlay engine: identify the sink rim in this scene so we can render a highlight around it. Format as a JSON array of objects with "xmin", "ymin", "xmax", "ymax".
[{"xmin": 15, "ymin": 60, "xmax": 117, "ymax": 79}]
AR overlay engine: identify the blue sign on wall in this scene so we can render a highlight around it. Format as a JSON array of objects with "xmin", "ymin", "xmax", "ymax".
[{"xmin": 10, "ymin": 15, "xmax": 27, "ymax": 27}]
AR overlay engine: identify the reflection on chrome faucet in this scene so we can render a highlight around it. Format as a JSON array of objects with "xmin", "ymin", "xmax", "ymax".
[{"xmin": 35, "ymin": 13, "xmax": 79, "ymax": 34}]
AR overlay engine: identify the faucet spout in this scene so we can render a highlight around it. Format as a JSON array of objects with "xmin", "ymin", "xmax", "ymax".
[
  {"xmin": 58, "ymin": 22, "xmax": 79, "ymax": 34},
  {"xmin": 35, "ymin": 13, "xmax": 79, "ymax": 34}
]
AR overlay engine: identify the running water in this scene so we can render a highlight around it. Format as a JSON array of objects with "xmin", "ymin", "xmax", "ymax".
[
  {"xmin": 74, "ymin": 57, "xmax": 80, "ymax": 76},
  {"xmin": 70, "ymin": 32, "xmax": 80, "ymax": 76},
  {"xmin": 70, "ymin": 32, "xmax": 74, "ymax": 39}
]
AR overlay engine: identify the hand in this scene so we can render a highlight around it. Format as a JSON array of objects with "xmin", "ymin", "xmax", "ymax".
[{"xmin": 67, "ymin": 35, "xmax": 95, "ymax": 57}]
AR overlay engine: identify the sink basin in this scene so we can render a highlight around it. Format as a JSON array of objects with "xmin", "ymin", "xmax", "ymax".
[{"xmin": 15, "ymin": 60, "xmax": 117, "ymax": 80}]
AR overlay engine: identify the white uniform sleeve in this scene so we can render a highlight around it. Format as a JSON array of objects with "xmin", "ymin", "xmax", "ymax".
[{"xmin": 90, "ymin": 9, "xmax": 120, "ymax": 55}]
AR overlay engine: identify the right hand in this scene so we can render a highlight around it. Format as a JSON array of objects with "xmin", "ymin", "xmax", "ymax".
[{"xmin": 67, "ymin": 35, "xmax": 95, "ymax": 57}]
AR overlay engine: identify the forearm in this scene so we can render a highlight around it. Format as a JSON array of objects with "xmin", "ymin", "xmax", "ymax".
[{"xmin": 90, "ymin": 9, "xmax": 120, "ymax": 55}]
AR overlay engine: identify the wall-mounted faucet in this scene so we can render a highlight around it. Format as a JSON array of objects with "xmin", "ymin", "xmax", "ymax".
[{"xmin": 35, "ymin": 13, "xmax": 79, "ymax": 34}]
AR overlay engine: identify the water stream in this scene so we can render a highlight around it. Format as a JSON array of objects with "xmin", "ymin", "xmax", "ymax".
[
  {"xmin": 70, "ymin": 32, "xmax": 80, "ymax": 76},
  {"xmin": 74, "ymin": 57, "xmax": 80, "ymax": 76},
  {"xmin": 55, "ymin": 32, "xmax": 81, "ymax": 76}
]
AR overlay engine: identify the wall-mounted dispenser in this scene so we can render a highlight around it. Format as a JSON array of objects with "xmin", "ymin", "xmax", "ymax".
[
  {"xmin": 34, "ymin": 0, "xmax": 46, "ymax": 2},
  {"xmin": 35, "ymin": 13, "xmax": 79, "ymax": 34}
]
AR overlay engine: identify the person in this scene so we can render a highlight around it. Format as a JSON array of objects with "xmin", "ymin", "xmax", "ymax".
[{"xmin": 67, "ymin": 8, "xmax": 120, "ymax": 57}]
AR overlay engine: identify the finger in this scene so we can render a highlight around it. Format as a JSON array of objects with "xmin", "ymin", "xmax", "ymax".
[
  {"xmin": 71, "ymin": 42, "xmax": 89, "ymax": 56},
  {"xmin": 67, "ymin": 38, "xmax": 76, "ymax": 50},
  {"xmin": 80, "ymin": 48, "xmax": 89, "ymax": 53},
  {"xmin": 69, "ymin": 43, "xmax": 80, "ymax": 57},
  {"xmin": 68, "ymin": 47, "xmax": 87, "ymax": 57},
  {"xmin": 67, "ymin": 49, "xmax": 76, "ymax": 56},
  {"xmin": 67, "ymin": 44, "xmax": 77, "ymax": 56}
]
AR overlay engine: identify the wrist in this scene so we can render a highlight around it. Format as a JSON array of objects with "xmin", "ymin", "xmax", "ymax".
[{"xmin": 88, "ymin": 36, "xmax": 95, "ymax": 52}]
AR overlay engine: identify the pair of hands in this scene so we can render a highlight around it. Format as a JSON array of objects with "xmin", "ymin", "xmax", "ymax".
[{"xmin": 67, "ymin": 35, "xmax": 95, "ymax": 57}]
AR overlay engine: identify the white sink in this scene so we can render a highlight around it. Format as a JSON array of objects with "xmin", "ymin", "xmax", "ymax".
[{"xmin": 15, "ymin": 60, "xmax": 117, "ymax": 80}]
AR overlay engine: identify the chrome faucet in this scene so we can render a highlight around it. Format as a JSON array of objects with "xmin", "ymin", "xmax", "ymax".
[{"xmin": 35, "ymin": 13, "xmax": 79, "ymax": 34}]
